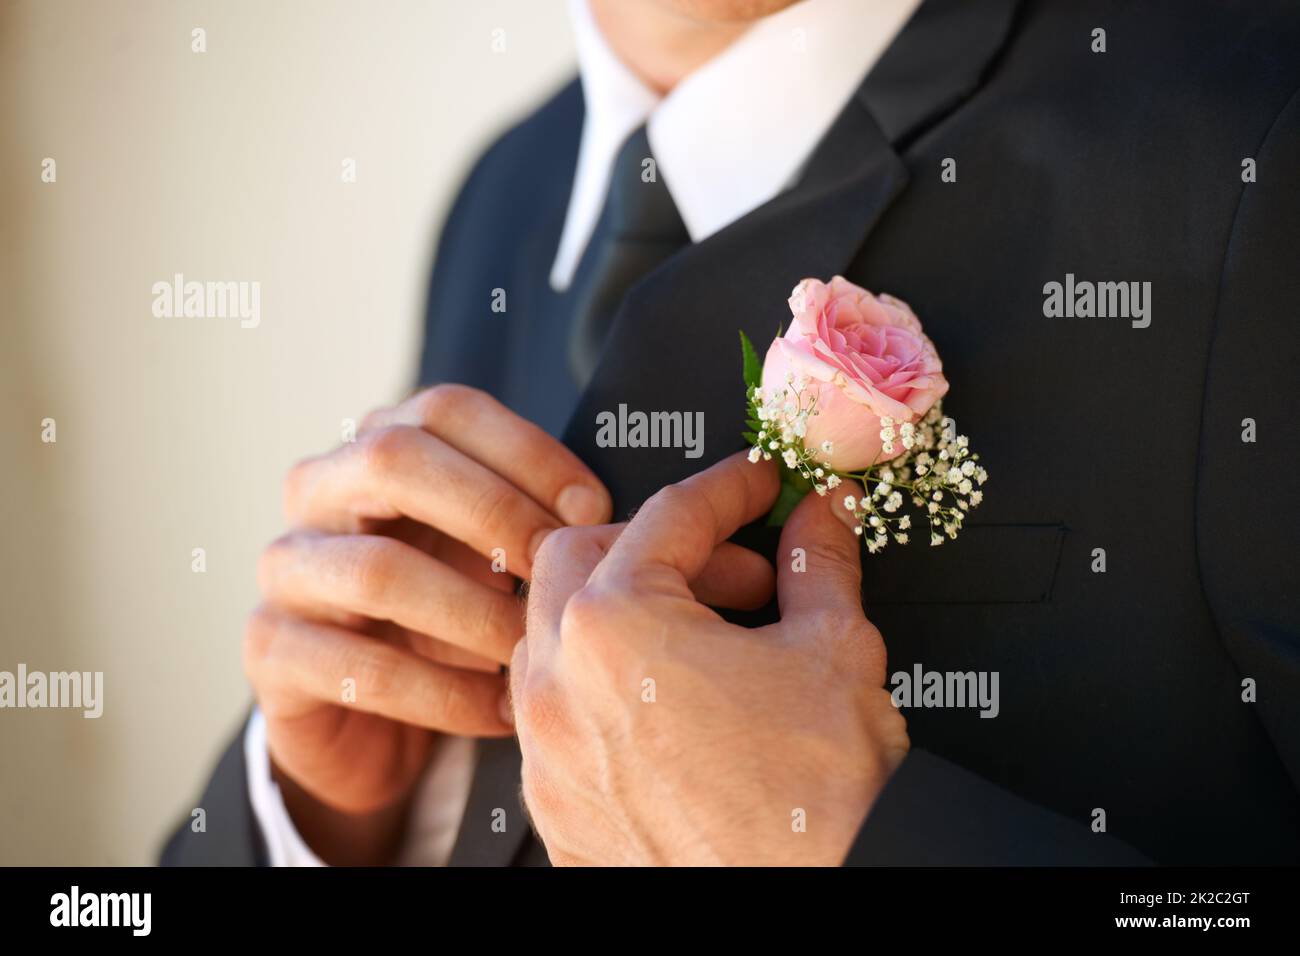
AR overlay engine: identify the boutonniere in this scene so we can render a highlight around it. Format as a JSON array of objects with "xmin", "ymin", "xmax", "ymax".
[{"xmin": 741, "ymin": 277, "xmax": 987, "ymax": 553}]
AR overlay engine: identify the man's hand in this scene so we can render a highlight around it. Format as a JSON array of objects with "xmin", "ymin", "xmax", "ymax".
[
  {"xmin": 243, "ymin": 384, "xmax": 613, "ymax": 864},
  {"xmin": 510, "ymin": 452, "xmax": 909, "ymax": 866}
]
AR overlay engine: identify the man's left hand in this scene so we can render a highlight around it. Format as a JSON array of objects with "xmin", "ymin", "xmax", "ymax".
[{"xmin": 509, "ymin": 452, "xmax": 909, "ymax": 866}]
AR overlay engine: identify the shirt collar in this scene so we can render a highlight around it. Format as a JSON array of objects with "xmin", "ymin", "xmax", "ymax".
[{"xmin": 552, "ymin": 0, "xmax": 923, "ymax": 291}]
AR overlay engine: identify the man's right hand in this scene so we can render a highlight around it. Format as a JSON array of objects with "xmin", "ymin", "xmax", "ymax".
[{"xmin": 243, "ymin": 384, "xmax": 614, "ymax": 864}]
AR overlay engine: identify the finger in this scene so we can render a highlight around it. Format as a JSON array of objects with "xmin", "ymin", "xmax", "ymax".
[
  {"xmin": 690, "ymin": 542, "xmax": 775, "ymax": 610},
  {"xmin": 521, "ymin": 523, "xmax": 769, "ymax": 619},
  {"xmin": 371, "ymin": 384, "xmax": 612, "ymax": 527},
  {"xmin": 432, "ymin": 534, "xmax": 517, "ymax": 594},
  {"xmin": 597, "ymin": 453, "xmax": 779, "ymax": 588},
  {"xmin": 354, "ymin": 618, "xmax": 501, "ymax": 673},
  {"xmin": 286, "ymin": 425, "xmax": 561, "ymax": 578},
  {"xmin": 258, "ymin": 532, "xmax": 523, "ymax": 665},
  {"xmin": 387, "ymin": 624, "xmax": 500, "ymax": 673},
  {"xmin": 775, "ymin": 484, "xmax": 865, "ymax": 619},
  {"xmin": 529, "ymin": 523, "xmax": 775, "ymax": 606},
  {"xmin": 524, "ymin": 525, "xmax": 620, "ymax": 662},
  {"xmin": 244, "ymin": 608, "xmax": 513, "ymax": 736},
  {"xmin": 510, "ymin": 524, "xmax": 614, "ymax": 724},
  {"xmin": 357, "ymin": 403, "xmax": 396, "ymax": 435}
]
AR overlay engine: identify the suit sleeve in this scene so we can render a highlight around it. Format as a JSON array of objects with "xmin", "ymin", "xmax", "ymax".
[
  {"xmin": 159, "ymin": 717, "xmax": 267, "ymax": 866},
  {"xmin": 843, "ymin": 749, "xmax": 1150, "ymax": 865},
  {"xmin": 1195, "ymin": 86, "xmax": 1300, "ymax": 791}
]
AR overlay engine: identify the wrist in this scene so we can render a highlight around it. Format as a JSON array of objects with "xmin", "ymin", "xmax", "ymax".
[{"xmin": 270, "ymin": 759, "xmax": 411, "ymax": 866}]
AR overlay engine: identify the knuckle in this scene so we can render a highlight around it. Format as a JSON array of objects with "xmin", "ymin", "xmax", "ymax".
[
  {"xmin": 531, "ymin": 525, "xmax": 583, "ymax": 575},
  {"xmin": 836, "ymin": 609, "xmax": 882, "ymax": 651},
  {"xmin": 415, "ymin": 383, "xmax": 480, "ymax": 426},
  {"xmin": 241, "ymin": 606, "xmax": 281, "ymax": 682},
  {"xmin": 358, "ymin": 407, "xmax": 388, "ymax": 433},
  {"xmin": 468, "ymin": 481, "xmax": 522, "ymax": 536},
  {"xmin": 884, "ymin": 701, "xmax": 909, "ymax": 742},
  {"xmin": 516, "ymin": 672, "xmax": 565, "ymax": 741},
  {"xmin": 255, "ymin": 532, "xmax": 297, "ymax": 595},
  {"xmin": 804, "ymin": 539, "xmax": 860, "ymax": 577},
  {"xmin": 477, "ymin": 593, "xmax": 522, "ymax": 655},
  {"xmin": 858, "ymin": 624, "xmax": 889, "ymax": 683},
  {"xmin": 801, "ymin": 609, "xmax": 879, "ymax": 663},
  {"xmin": 646, "ymin": 483, "xmax": 693, "ymax": 516},
  {"xmin": 868, "ymin": 693, "xmax": 911, "ymax": 767},
  {"xmin": 509, "ymin": 633, "xmax": 530, "ymax": 676},
  {"xmin": 281, "ymin": 458, "xmax": 315, "ymax": 518},
  {"xmin": 798, "ymin": 608, "xmax": 853, "ymax": 641},
  {"xmin": 837, "ymin": 615, "xmax": 885, "ymax": 677},
  {"xmin": 857, "ymin": 616, "xmax": 884, "ymax": 646},
  {"xmin": 646, "ymin": 482, "xmax": 714, "ymax": 533},
  {"xmin": 346, "ymin": 536, "xmax": 402, "ymax": 608},
  {"xmin": 435, "ymin": 675, "xmax": 476, "ymax": 728},
  {"xmin": 350, "ymin": 646, "xmax": 398, "ymax": 698},
  {"xmin": 556, "ymin": 587, "xmax": 631, "ymax": 676},
  {"xmin": 361, "ymin": 424, "xmax": 417, "ymax": 474},
  {"xmin": 557, "ymin": 584, "xmax": 616, "ymax": 646},
  {"xmin": 519, "ymin": 758, "xmax": 556, "ymax": 821}
]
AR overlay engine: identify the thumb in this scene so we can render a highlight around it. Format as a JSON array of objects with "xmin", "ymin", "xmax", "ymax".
[{"xmin": 776, "ymin": 482, "xmax": 865, "ymax": 619}]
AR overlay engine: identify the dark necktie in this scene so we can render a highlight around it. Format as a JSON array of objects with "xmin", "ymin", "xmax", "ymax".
[{"xmin": 567, "ymin": 125, "xmax": 690, "ymax": 387}]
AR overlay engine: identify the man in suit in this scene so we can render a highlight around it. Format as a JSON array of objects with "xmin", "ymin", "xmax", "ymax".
[{"xmin": 164, "ymin": 0, "xmax": 1300, "ymax": 866}]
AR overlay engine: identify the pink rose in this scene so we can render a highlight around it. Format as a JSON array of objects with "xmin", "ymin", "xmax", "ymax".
[{"xmin": 760, "ymin": 276, "xmax": 949, "ymax": 471}]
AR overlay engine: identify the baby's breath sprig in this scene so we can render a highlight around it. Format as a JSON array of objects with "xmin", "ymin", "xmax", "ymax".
[
  {"xmin": 745, "ymin": 376, "xmax": 843, "ymax": 496},
  {"xmin": 744, "ymin": 375, "xmax": 988, "ymax": 554}
]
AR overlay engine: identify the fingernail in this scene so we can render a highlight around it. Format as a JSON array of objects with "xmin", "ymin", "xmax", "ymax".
[
  {"xmin": 498, "ymin": 691, "xmax": 515, "ymax": 727},
  {"xmin": 528, "ymin": 526, "xmax": 554, "ymax": 563},
  {"xmin": 555, "ymin": 483, "xmax": 606, "ymax": 526}
]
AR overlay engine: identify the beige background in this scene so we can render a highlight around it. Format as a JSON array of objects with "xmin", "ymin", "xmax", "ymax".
[{"xmin": 0, "ymin": 0, "xmax": 575, "ymax": 865}]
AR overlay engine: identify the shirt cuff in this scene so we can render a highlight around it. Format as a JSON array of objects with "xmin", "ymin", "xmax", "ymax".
[{"xmin": 243, "ymin": 708, "xmax": 328, "ymax": 867}]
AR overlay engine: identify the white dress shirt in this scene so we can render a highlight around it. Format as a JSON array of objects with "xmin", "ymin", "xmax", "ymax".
[{"xmin": 248, "ymin": 0, "xmax": 922, "ymax": 866}]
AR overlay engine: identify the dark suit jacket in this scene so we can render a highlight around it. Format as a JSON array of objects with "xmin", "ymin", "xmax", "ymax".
[{"xmin": 163, "ymin": 0, "xmax": 1300, "ymax": 866}]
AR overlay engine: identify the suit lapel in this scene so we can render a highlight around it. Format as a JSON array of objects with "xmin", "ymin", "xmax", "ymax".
[
  {"xmin": 858, "ymin": 0, "xmax": 1020, "ymax": 146},
  {"xmin": 559, "ymin": 0, "xmax": 1022, "ymax": 513},
  {"xmin": 560, "ymin": 94, "xmax": 908, "ymax": 510}
]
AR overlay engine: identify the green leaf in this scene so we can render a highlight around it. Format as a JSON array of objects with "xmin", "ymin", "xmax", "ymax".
[
  {"xmin": 739, "ymin": 329, "xmax": 763, "ymax": 392},
  {"xmin": 766, "ymin": 467, "xmax": 812, "ymax": 527},
  {"xmin": 742, "ymin": 431, "xmax": 759, "ymax": 444}
]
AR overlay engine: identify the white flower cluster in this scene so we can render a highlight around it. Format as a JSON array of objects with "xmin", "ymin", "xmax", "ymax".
[
  {"xmin": 746, "ymin": 374, "xmax": 843, "ymax": 496},
  {"xmin": 842, "ymin": 404, "xmax": 987, "ymax": 553},
  {"xmin": 745, "ymin": 382, "xmax": 988, "ymax": 554}
]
